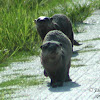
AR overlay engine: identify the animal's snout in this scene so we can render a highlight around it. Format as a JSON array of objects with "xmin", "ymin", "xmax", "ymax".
[{"xmin": 48, "ymin": 45, "xmax": 57, "ymax": 52}]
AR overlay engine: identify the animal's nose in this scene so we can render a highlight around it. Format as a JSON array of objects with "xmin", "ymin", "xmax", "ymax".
[{"xmin": 48, "ymin": 45, "xmax": 56, "ymax": 51}]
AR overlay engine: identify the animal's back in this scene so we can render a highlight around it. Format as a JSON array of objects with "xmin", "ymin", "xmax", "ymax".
[
  {"xmin": 52, "ymin": 14, "xmax": 73, "ymax": 39},
  {"xmin": 41, "ymin": 30, "xmax": 72, "ymax": 87},
  {"xmin": 43, "ymin": 30, "xmax": 72, "ymax": 61}
]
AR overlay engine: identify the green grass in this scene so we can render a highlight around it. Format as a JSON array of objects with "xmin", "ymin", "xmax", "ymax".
[
  {"xmin": 0, "ymin": 75, "xmax": 44, "ymax": 87},
  {"xmin": 0, "ymin": 0, "xmax": 100, "ymax": 98},
  {"xmin": 71, "ymin": 59, "xmax": 85, "ymax": 68},
  {"xmin": 79, "ymin": 49, "xmax": 100, "ymax": 53},
  {"xmin": 0, "ymin": 88, "xmax": 17, "ymax": 100},
  {"xmin": 0, "ymin": 0, "xmax": 100, "ymax": 65},
  {"xmin": 71, "ymin": 64, "xmax": 85, "ymax": 67},
  {"xmin": 80, "ymin": 38, "xmax": 100, "ymax": 42},
  {"xmin": 0, "ymin": 51, "xmax": 35, "ymax": 67},
  {"xmin": 0, "ymin": 74, "xmax": 45, "ymax": 99},
  {"xmin": 92, "ymin": 0, "xmax": 100, "ymax": 9},
  {"xmin": 71, "ymin": 58, "xmax": 81, "ymax": 62},
  {"xmin": 0, "ymin": 0, "xmax": 41, "ymax": 65},
  {"xmin": 84, "ymin": 45, "xmax": 94, "ymax": 49}
]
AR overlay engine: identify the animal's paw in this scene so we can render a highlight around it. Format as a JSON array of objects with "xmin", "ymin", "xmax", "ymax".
[
  {"xmin": 50, "ymin": 82, "xmax": 63, "ymax": 88},
  {"xmin": 65, "ymin": 76, "xmax": 72, "ymax": 82}
]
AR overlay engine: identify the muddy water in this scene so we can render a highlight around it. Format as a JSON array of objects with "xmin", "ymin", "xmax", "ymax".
[{"xmin": 0, "ymin": 10, "xmax": 100, "ymax": 99}]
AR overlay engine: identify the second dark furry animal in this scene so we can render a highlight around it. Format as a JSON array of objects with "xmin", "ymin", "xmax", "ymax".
[
  {"xmin": 40, "ymin": 30, "xmax": 72, "ymax": 87},
  {"xmin": 34, "ymin": 14, "xmax": 81, "ymax": 47}
]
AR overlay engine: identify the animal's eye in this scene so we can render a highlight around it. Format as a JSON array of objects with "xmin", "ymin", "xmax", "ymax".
[
  {"xmin": 40, "ymin": 45, "xmax": 42, "ymax": 49},
  {"xmin": 60, "ymin": 43, "xmax": 62, "ymax": 46},
  {"xmin": 37, "ymin": 18, "xmax": 40, "ymax": 22},
  {"xmin": 43, "ymin": 45, "xmax": 48, "ymax": 49},
  {"xmin": 56, "ymin": 43, "xmax": 62, "ymax": 47},
  {"xmin": 42, "ymin": 43, "xmax": 49, "ymax": 50},
  {"xmin": 56, "ymin": 44, "xmax": 59, "ymax": 47}
]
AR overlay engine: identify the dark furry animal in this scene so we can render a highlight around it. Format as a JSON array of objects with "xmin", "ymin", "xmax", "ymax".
[
  {"xmin": 40, "ymin": 30, "xmax": 72, "ymax": 87},
  {"xmin": 34, "ymin": 14, "xmax": 81, "ymax": 47}
]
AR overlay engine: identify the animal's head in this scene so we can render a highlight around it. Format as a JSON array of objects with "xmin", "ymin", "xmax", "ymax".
[
  {"xmin": 34, "ymin": 16, "xmax": 53, "ymax": 26},
  {"xmin": 40, "ymin": 41, "xmax": 62, "ymax": 58}
]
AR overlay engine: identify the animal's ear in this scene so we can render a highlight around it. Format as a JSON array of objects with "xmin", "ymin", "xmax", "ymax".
[
  {"xmin": 40, "ymin": 45, "xmax": 43, "ymax": 49},
  {"xmin": 50, "ymin": 17, "xmax": 53, "ymax": 21},
  {"xmin": 60, "ymin": 43, "xmax": 62, "ymax": 46}
]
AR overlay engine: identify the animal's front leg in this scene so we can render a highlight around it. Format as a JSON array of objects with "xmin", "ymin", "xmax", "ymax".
[{"xmin": 50, "ymin": 79, "xmax": 63, "ymax": 88}]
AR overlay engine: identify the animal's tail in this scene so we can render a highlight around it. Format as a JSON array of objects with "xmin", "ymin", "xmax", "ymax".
[
  {"xmin": 74, "ymin": 40, "xmax": 82, "ymax": 46},
  {"xmin": 44, "ymin": 70, "xmax": 48, "ymax": 77}
]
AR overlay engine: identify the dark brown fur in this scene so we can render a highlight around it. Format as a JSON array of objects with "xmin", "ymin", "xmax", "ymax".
[
  {"xmin": 40, "ymin": 30, "xmax": 72, "ymax": 87},
  {"xmin": 35, "ymin": 14, "xmax": 81, "ymax": 47}
]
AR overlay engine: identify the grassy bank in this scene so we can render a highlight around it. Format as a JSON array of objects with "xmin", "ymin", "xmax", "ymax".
[{"xmin": 0, "ymin": 0, "xmax": 100, "ymax": 66}]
